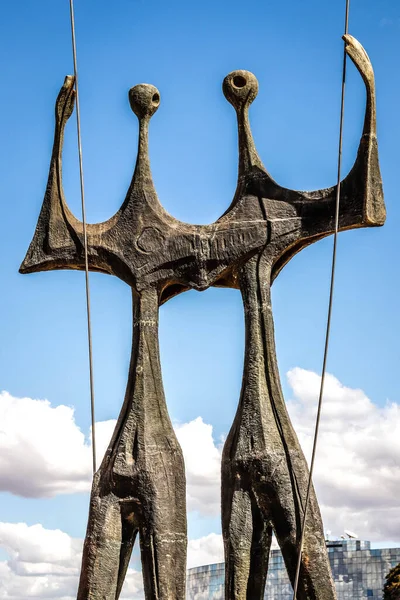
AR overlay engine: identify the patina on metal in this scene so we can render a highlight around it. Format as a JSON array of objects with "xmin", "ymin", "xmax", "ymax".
[{"xmin": 20, "ymin": 35, "xmax": 384, "ymax": 600}]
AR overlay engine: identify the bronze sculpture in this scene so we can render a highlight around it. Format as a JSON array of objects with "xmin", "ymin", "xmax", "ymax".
[{"xmin": 20, "ymin": 35, "xmax": 385, "ymax": 600}]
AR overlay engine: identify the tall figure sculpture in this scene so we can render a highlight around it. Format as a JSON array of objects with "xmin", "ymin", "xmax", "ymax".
[
  {"xmin": 20, "ymin": 35, "xmax": 384, "ymax": 600},
  {"xmin": 220, "ymin": 35, "xmax": 384, "ymax": 600}
]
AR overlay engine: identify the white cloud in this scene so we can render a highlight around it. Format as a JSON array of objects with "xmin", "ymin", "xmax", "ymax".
[
  {"xmin": 287, "ymin": 368, "xmax": 400, "ymax": 542},
  {"xmin": 0, "ymin": 392, "xmax": 91, "ymax": 497},
  {"xmin": 0, "ymin": 522, "xmax": 143, "ymax": 600},
  {"xmin": 187, "ymin": 533, "xmax": 224, "ymax": 569},
  {"xmin": 0, "ymin": 522, "xmax": 81, "ymax": 576},
  {"xmin": 175, "ymin": 417, "xmax": 221, "ymax": 515}
]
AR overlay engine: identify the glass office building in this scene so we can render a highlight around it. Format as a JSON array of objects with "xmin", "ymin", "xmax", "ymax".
[{"xmin": 187, "ymin": 540, "xmax": 400, "ymax": 599}]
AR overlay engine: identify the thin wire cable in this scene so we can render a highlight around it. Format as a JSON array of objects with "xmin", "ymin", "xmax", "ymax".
[
  {"xmin": 292, "ymin": 1, "xmax": 350, "ymax": 597},
  {"xmin": 69, "ymin": 0, "xmax": 97, "ymax": 474}
]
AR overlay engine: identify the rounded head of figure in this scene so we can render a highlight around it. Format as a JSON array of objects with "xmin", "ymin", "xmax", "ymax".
[
  {"xmin": 129, "ymin": 84, "xmax": 160, "ymax": 120},
  {"xmin": 223, "ymin": 70, "xmax": 258, "ymax": 111}
]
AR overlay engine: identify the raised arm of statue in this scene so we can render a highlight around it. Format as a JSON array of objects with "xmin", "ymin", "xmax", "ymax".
[
  {"xmin": 19, "ymin": 76, "xmax": 128, "ymax": 279},
  {"xmin": 20, "ymin": 76, "xmax": 106, "ymax": 273},
  {"xmin": 300, "ymin": 34, "xmax": 383, "ymax": 224},
  {"xmin": 262, "ymin": 36, "xmax": 384, "ymax": 278}
]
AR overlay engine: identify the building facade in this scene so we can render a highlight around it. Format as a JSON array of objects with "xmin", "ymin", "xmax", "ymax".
[{"xmin": 187, "ymin": 540, "xmax": 400, "ymax": 599}]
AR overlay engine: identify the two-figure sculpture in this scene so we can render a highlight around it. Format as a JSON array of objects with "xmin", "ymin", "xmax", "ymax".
[{"xmin": 21, "ymin": 35, "xmax": 385, "ymax": 599}]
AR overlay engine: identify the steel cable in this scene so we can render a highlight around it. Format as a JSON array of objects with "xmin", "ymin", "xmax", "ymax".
[
  {"xmin": 68, "ymin": 0, "xmax": 97, "ymax": 474},
  {"xmin": 292, "ymin": 1, "xmax": 350, "ymax": 597}
]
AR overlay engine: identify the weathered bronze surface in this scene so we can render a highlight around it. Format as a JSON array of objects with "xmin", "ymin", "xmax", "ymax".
[{"xmin": 21, "ymin": 35, "xmax": 384, "ymax": 600}]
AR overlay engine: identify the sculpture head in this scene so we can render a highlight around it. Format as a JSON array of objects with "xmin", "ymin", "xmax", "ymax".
[
  {"xmin": 223, "ymin": 70, "xmax": 258, "ymax": 112},
  {"xmin": 129, "ymin": 83, "xmax": 160, "ymax": 120}
]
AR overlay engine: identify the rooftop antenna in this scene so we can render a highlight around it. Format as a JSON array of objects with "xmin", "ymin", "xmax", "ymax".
[{"xmin": 345, "ymin": 530, "xmax": 358, "ymax": 539}]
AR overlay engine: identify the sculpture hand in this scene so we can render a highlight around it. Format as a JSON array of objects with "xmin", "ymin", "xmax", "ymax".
[
  {"xmin": 344, "ymin": 34, "xmax": 375, "ymax": 89},
  {"xmin": 55, "ymin": 75, "xmax": 76, "ymax": 126}
]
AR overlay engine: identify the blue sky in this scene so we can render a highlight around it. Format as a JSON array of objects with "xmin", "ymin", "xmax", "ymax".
[{"xmin": 0, "ymin": 0, "xmax": 399, "ymax": 596}]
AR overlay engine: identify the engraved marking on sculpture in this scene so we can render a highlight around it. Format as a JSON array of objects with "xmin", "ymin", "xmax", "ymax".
[
  {"xmin": 137, "ymin": 227, "xmax": 166, "ymax": 253},
  {"xmin": 20, "ymin": 35, "xmax": 385, "ymax": 600}
]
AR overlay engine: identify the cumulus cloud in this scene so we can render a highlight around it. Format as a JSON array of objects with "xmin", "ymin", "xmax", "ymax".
[
  {"xmin": 0, "ymin": 391, "xmax": 121, "ymax": 498},
  {"xmin": 175, "ymin": 417, "xmax": 221, "ymax": 515},
  {"xmin": 0, "ymin": 522, "xmax": 143, "ymax": 600},
  {"xmin": 187, "ymin": 533, "xmax": 224, "ymax": 569},
  {"xmin": 287, "ymin": 368, "xmax": 400, "ymax": 541},
  {"xmin": 0, "ymin": 522, "xmax": 81, "ymax": 576},
  {"xmin": 0, "ymin": 392, "xmax": 221, "ymax": 516},
  {"xmin": 0, "ymin": 392, "xmax": 91, "ymax": 497}
]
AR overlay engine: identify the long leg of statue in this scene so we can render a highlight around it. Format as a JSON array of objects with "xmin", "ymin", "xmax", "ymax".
[
  {"xmin": 77, "ymin": 287, "xmax": 187, "ymax": 600},
  {"xmin": 251, "ymin": 460, "xmax": 335, "ymax": 600},
  {"xmin": 116, "ymin": 501, "xmax": 140, "ymax": 598},
  {"xmin": 271, "ymin": 494, "xmax": 335, "ymax": 600},
  {"xmin": 254, "ymin": 255, "xmax": 336, "ymax": 600},
  {"xmin": 140, "ymin": 519, "xmax": 186, "ymax": 599},
  {"xmin": 223, "ymin": 255, "xmax": 336, "ymax": 600},
  {"xmin": 222, "ymin": 489, "xmax": 272, "ymax": 600},
  {"xmin": 221, "ymin": 475, "xmax": 253, "ymax": 600},
  {"xmin": 222, "ymin": 444, "xmax": 272, "ymax": 600},
  {"xmin": 247, "ymin": 499, "xmax": 272, "ymax": 599},
  {"xmin": 77, "ymin": 479, "xmax": 138, "ymax": 599}
]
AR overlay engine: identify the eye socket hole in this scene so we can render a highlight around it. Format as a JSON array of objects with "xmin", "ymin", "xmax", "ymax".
[
  {"xmin": 152, "ymin": 93, "xmax": 160, "ymax": 106},
  {"xmin": 232, "ymin": 75, "xmax": 247, "ymax": 89}
]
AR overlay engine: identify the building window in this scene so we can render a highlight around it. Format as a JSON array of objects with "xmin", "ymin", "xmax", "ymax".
[{"xmin": 367, "ymin": 590, "xmax": 373, "ymax": 597}]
